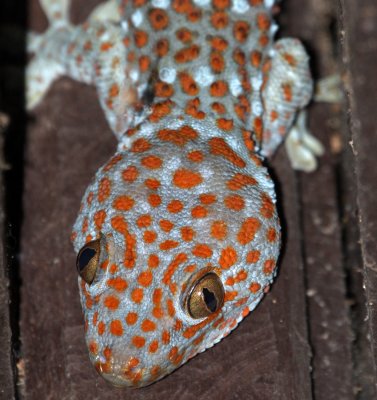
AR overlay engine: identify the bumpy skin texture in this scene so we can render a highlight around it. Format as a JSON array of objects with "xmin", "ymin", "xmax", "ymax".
[{"xmin": 28, "ymin": 0, "xmax": 314, "ymax": 388}]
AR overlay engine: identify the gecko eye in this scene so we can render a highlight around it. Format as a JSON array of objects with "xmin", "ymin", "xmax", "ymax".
[
  {"xmin": 76, "ymin": 239, "xmax": 101, "ymax": 285},
  {"xmin": 187, "ymin": 273, "xmax": 224, "ymax": 319}
]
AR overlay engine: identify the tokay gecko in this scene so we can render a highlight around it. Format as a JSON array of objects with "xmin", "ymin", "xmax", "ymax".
[{"xmin": 27, "ymin": 0, "xmax": 324, "ymax": 388}]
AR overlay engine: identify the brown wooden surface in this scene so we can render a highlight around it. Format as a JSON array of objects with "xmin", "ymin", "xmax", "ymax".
[
  {"xmin": 0, "ymin": 0, "xmax": 372, "ymax": 398},
  {"xmin": 341, "ymin": 0, "xmax": 377, "ymax": 397}
]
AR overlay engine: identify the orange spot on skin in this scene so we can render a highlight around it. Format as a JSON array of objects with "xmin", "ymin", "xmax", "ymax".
[
  {"xmin": 246, "ymin": 250, "xmax": 261, "ymax": 264},
  {"xmin": 153, "ymin": 288, "xmax": 162, "ymax": 305},
  {"xmin": 219, "ymin": 247, "xmax": 238, "ymax": 269},
  {"xmin": 145, "ymin": 178, "xmax": 160, "ymax": 190},
  {"xmin": 138, "ymin": 271, "xmax": 153, "ymax": 287},
  {"xmin": 94, "ymin": 210, "xmax": 106, "ymax": 230},
  {"xmin": 237, "ymin": 218, "xmax": 261, "ymax": 245},
  {"xmin": 267, "ymin": 227, "xmax": 277, "ymax": 242},
  {"xmin": 249, "ymin": 282, "xmax": 261, "ymax": 293},
  {"xmin": 100, "ymin": 41, "xmax": 113, "ymax": 52},
  {"xmin": 224, "ymin": 194, "xmax": 245, "ymax": 211},
  {"xmin": 107, "ymin": 277, "xmax": 128, "ymax": 292},
  {"xmin": 199, "ymin": 193, "xmax": 217, "ymax": 205},
  {"xmin": 233, "ymin": 20, "xmax": 250, "ymax": 42},
  {"xmin": 89, "ymin": 341, "xmax": 98, "ymax": 354},
  {"xmin": 141, "ymin": 155, "xmax": 163, "ymax": 169},
  {"xmin": 211, "ymin": 11, "xmax": 228, "ymax": 29},
  {"xmin": 162, "ymin": 330, "xmax": 170, "ymax": 344},
  {"xmin": 131, "ymin": 138, "xmax": 151, "ymax": 152},
  {"xmin": 158, "ymin": 125, "xmax": 198, "ymax": 146},
  {"xmin": 181, "ymin": 226, "xmax": 195, "ymax": 241},
  {"xmin": 111, "ymin": 216, "xmax": 136, "ymax": 268},
  {"xmin": 160, "ymin": 240, "xmax": 179, "ymax": 250},
  {"xmin": 136, "ymin": 214, "xmax": 152, "ymax": 228},
  {"xmin": 209, "ymin": 137, "xmax": 246, "ymax": 168},
  {"xmin": 148, "ymin": 254, "xmax": 160, "ymax": 268},
  {"xmin": 155, "ymin": 38, "xmax": 169, "ymax": 56},
  {"xmin": 192, "ymin": 244, "xmax": 213, "ymax": 258},
  {"xmin": 282, "ymin": 83, "xmax": 293, "ymax": 102},
  {"xmin": 167, "ymin": 199, "xmax": 184, "ymax": 213},
  {"xmin": 122, "ymin": 165, "xmax": 139, "ymax": 182},
  {"xmin": 149, "ymin": 340, "xmax": 159, "ymax": 353},
  {"xmin": 110, "ymin": 320, "xmax": 123, "ymax": 336},
  {"xmin": 191, "ymin": 205, "xmax": 207, "ymax": 218},
  {"xmin": 179, "ymin": 72, "xmax": 199, "ymax": 96},
  {"xmin": 126, "ymin": 312, "xmax": 138, "ymax": 325},
  {"xmin": 160, "ymin": 219, "xmax": 174, "ymax": 232},
  {"xmin": 131, "ymin": 288, "xmax": 144, "ymax": 303},
  {"xmin": 143, "ymin": 230, "xmax": 157, "ymax": 243},
  {"xmin": 263, "ymin": 259, "xmax": 276, "ymax": 275},
  {"xmin": 98, "ymin": 177, "xmax": 111, "ymax": 202},
  {"xmin": 149, "ymin": 8, "xmax": 169, "ymax": 30},
  {"xmin": 224, "ymin": 291, "xmax": 238, "ymax": 302},
  {"xmin": 209, "ymin": 80, "xmax": 228, "ymax": 97},
  {"xmin": 108, "ymin": 83, "xmax": 119, "ymax": 98},
  {"xmin": 210, "ymin": 36, "xmax": 228, "ymax": 51},
  {"xmin": 176, "ymin": 27, "xmax": 192, "ymax": 42},
  {"xmin": 211, "ymin": 220, "xmax": 227, "ymax": 240},
  {"xmin": 139, "ymin": 55, "xmax": 150, "ymax": 72},
  {"xmin": 174, "ymin": 44, "xmax": 200, "ymax": 63},
  {"xmin": 213, "ymin": 0, "xmax": 230, "ymax": 9},
  {"xmin": 227, "ymin": 173, "xmax": 257, "ymax": 190},
  {"xmin": 113, "ymin": 195, "xmax": 134, "ymax": 211},
  {"xmin": 148, "ymin": 193, "xmax": 162, "ymax": 207},
  {"xmin": 173, "ymin": 169, "xmax": 203, "ymax": 189},
  {"xmin": 257, "ymin": 12, "xmax": 271, "ymax": 30},
  {"xmin": 98, "ymin": 321, "xmax": 105, "ymax": 335},
  {"xmin": 167, "ymin": 299, "xmax": 176, "ymax": 317},
  {"xmin": 187, "ymin": 150, "xmax": 204, "ymax": 162},
  {"xmin": 210, "ymin": 51, "xmax": 225, "ymax": 73},
  {"xmin": 104, "ymin": 295, "xmax": 120, "ymax": 310},
  {"xmin": 250, "ymin": 50, "xmax": 262, "ymax": 67},
  {"xmin": 155, "ymin": 81, "xmax": 174, "ymax": 98},
  {"xmin": 141, "ymin": 319, "xmax": 156, "ymax": 332},
  {"xmin": 217, "ymin": 118, "xmax": 234, "ymax": 131},
  {"xmin": 132, "ymin": 336, "xmax": 146, "ymax": 348},
  {"xmin": 261, "ymin": 193, "xmax": 275, "ymax": 218},
  {"xmin": 134, "ymin": 30, "xmax": 149, "ymax": 47},
  {"xmin": 163, "ymin": 253, "xmax": 188, "ymax": 285}
]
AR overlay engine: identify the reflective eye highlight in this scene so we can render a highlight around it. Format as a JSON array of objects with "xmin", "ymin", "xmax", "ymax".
[
  {"xmin": 187, "ymin": 273, "xmax": 224, "ymax": 319},
  {"xmin": 76, "ymin": 238, "xmax": 101, "ymax": 284}
]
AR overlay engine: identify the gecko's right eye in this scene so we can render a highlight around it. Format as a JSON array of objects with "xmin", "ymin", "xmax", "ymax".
[{"xmin": 76, "ymin": 238, "xmax": 101, "ymax": 284}]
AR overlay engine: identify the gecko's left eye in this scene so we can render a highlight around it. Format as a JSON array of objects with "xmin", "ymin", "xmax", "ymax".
[
  {"xmin": 186, "ymin": 273, "xmax": 224, "ymax": 319},
  {"xmin": 76, "ymin": 238, "xmax": 101, "ymax": 284}
]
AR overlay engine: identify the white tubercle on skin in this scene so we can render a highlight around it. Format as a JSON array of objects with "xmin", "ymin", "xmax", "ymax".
[
  {"xmin": 264, "ymin": 0, "xmax": 275, "ymax": 8},
  {"xmin": 193, "ymin": 66, "xmax": 215, "ymax": 87},
  {"xmin": 159, "ymin": 67, "xmax": 177, "ymax": 84},
  {"xmin": 232, "ymin": 0, "xmax": 250, "ymax": 13},
  {"xmin": 193, "ymin": 0, "xmax": 211, "ymax": 6},
  {"xmin": 230, "ymin": 75, "xmax": 243, "ymax": 97},
  {"xmin": 131, "ymin": 10, "xmax": 143, "ymax": 27},
  {"xmin": 151, "ymin": 0, "xmax": 171, "ymax": 8}
]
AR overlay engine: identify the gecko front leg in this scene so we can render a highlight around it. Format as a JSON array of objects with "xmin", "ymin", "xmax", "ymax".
[{"xmin": 261, "ymin": 38, "xmax": 324, "ymax": 171}]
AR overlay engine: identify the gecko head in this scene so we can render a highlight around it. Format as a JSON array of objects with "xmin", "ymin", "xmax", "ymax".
[{"xmin": 71, "ymin": 122, "xmax": 281, "ymax": 387}]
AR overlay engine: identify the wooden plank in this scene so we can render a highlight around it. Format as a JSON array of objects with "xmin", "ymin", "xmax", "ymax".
[
  {"xmin": 21, "ymin": 0, "xmax": 316, "ymax": 398},
  {"xmin": 282, "ymin": 0, "xmax": 355, "ymax": 398},
  {"xmin": 0, "ymin": 116, "xmax": 16, "ymax": 400},
  {"xmin": 340, "ymin": 0, "xmax": 377, "ymax": 396}
]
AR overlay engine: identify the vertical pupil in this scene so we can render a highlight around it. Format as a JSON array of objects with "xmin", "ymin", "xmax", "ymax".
[
  {"xmin": 202, "ymin": 288, "xmax": 217, "ymax": 312},
  {"xmin": 78, "ymin": 247, "xmax": 96, "ymax": 271}
]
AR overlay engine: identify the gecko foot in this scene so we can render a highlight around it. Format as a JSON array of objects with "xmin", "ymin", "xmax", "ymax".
[{"xmin": 285, "ymin": 111, "xmax": 324, "ymax": 172}]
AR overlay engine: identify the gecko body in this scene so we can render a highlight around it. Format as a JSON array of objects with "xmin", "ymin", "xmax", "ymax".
[{"xmin": 28, "ymin": 0, "xmax": 320, "ymax": 387}]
